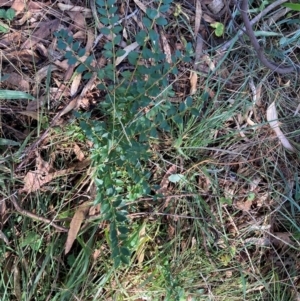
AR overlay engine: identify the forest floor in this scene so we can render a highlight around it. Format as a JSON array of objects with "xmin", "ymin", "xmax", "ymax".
[{"xmin": 0, "ymin": 0, "xmax": 299, "ymax": 300}]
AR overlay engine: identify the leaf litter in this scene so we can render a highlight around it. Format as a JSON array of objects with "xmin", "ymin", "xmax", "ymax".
[{"xmin": 1, "ymin": 0, "xmax": 300, "ymax": 299}]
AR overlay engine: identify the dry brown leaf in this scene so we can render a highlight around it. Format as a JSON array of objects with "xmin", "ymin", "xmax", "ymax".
[
  {"xmin": 11, "ymin": 0, "xmax": 25, "ymax": 15},
  {"xmin": 67, "ymin": 11, "xmax": 86, "ymax": 29},
  {"xmin": 13, "ymin": 262, "xmax": 21, "ymax": 301},
  {"xmin": 115, "ymin": 42, "xmax": 139, "ymax": 66},
  {"xmin": 58, "ymin": 3, "xmax": 91, "ymax": 14},
  {"xmin": 271, "ymin": 232, "xmax": 293, "ymax": 249},
  {"xmin": 159, "ymin": 30, "xmax": 172, "ymax": 64},
  {"xmin": 157, "ymin": 164, "xmax": 177, "ymax": 195},
  {"xmin": 74, "ymin": 143, "xmax": 85, "ymax": 161},
  {"xmin": 65, "ymin": 201, "xmax": 90, "ymax": 254},
  {"xmin": 189, "ymin": 71, "xmax": 198, "ymax": 95},
  {"xmin": 22, "ymin": 19, "xmax": 60, "ymax": 49},
  {"xmin": 202, "ymin": 13, "xmax": 216, "ymax": 23},
  {"xmin": 57, "ymin": 96, "xmax": 80, "ymax": 118},
  {"xmin": 194, "ymin": 0, "xmax": 202, "ymax": 36},
  {"xmin": 0, "ymin": 31, "xmax": 22, "ymax": 47},
  {"xmin": 137, "ymin": 223, "xmax": 146, "ymax": 265},
  {"xmin": 266, "ymin": 101, "xmax": 294, "ymax": 152},
  {"xmin": 133, "ymin": 0, "xmax": 147, "ymax": 13},
  {"xmin": 208, "ymin": 0, "xmax": 225, "ymax": 14},
  {"xmin": 235, "ymin": 199, "xmax": 252, "ymax": 211},
  {"xmin": 70, "ymin": 73, "xmax": 82, "ymax": 96},
  {"xmin": 18, "ymin": 111, "xmax": 40, "ymax": 120},
  {"xmin": 14, "ymin": 11, "xmax": 32, "ymax": 25},
  {"xmin": 0, "ymin": 0, "xmax": 13, "ymax": 6},
  {"xmin": 2, "ymin": 72, "xmax": 29, "ymax": 91}
]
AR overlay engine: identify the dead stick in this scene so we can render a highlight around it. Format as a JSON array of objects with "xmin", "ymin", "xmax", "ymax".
[
  {"xmin": 10, "ymin": 194, "xmax": 68, "ymax": 232},
  {"xmin": 239, "ymin": 0, "xmax": 300, "ymax": 74}
]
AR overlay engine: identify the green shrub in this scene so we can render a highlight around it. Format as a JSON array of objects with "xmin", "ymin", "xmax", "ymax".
[{"xmin": 54, "ymin": 0, "xmax": 196, "ymax": 267}]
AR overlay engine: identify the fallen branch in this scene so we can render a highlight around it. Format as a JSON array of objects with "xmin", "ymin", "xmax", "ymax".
[
  {"xmin": 10, "ymin": 194, "xmax": 68, "ymax": 232},
  {"xmin": 239, "ymin": 0, "xmax": 300, "ymax": 74}
]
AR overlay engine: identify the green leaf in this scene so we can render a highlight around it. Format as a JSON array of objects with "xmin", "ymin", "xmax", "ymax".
[
  {"xmin": 159, "ymin": 120, "xmax": 170, "ymax": 131},
  {"xmin": 68, "ymin": 57, "xmax": 77, "ymax": 65},
  {"xmin": 113, "ymin": 256, "xmax": 121, "ymax": 268},
  {"xmin": 0, "ymin": 9, "xmax": 5, "ymax": 18},
  {"xmin": 107, "ymin": 0, "xmax": 116, "ymax": 5},
  {"xmin": 118, "ymin": 226, "xmax": 129, "ymax": 234},
  {"xmin": 149, "ymin": 29, "xmax": 159, "ymax": 42},
  {"xmin": 112, "ymin": 34, "xmax": 121, "ymax": 45},
  {"xmin": 104, "ymin": 41, "xmax": 113, "ymax": 50},
  {"xmin": 146, "ymin": 7, "xmax": 158, "ymax": 19},
  {"xmin": 64, "ymin": 51, "xmax": 73, "ymax": 59},
  {"xmin": 191, "ymin": 108, "xmax": 199, "ymax": 117},
  {"xmin": 282, "ymin": 3, "xmax": 300, "ymax": 11},
  {"xmin": 168, "ymin": 174, "xmax": 185, "ymax": 183},
  {"xmin": 108, "ymin": 6, "xmax": 118, "ymax": 15},
  {"xmin": 5, "ymin": 8, "xmax": 15, "ymax": 20},
  {"xmin": 136, "ymin": 30, "xmax": 147, "ymax": 46},
  {"xmin": 57, "ymin": 39, "xmax": 67, "ymax": 50},
  {"xmin": 155, "ymin": 16, "xmax": 167, "ymax": 26},
  {"xmin": 120, "ymin": 255, "xmax": 130, "ymax": 264},
  {"xmin": 128, "ymin": 51, "xmax": 139, "ymax": 65},
  {"xmin": 66, "ymin": 35, "xmax": 73, "ymax": 44},
  {"xmin": 72, "ymin": 41, "xmax": 80, "ymax": 52},
  {"xmin": 179, "ymin": 102, "xmax": 185, "ymax": 112},
  {"xmin": 112, "ymin": 199, "xmax": 122, "ymax": 207},
  {"xmin": 97, "ymin": 8, "xmax": 107, "ymax": 16},
  {"xmin": 120, "ymin": 247, "xmax": 131, "ymax": 256},
  {"xmin": 100, "ymin": 17, "xmax": 110, "ymax": 25},
  {"xmin": 78, "ymin": 47, "xmax": 86, "ymax": 57},
  {"xmin": 101, "ymin": 27, "xmax": 111, "ymax": 35},
  {"xmin": 0, "ymin": 138, "xmax": 20, "ymax": 146},
  {"xmin": 0, "ymin": 23, "xmax": 9, "ymax": 33},
  {"xmin": 103, "ymin": 50, "xmax": 113, "ymax": 58},
  {"xmin": 142, "ymin": 17, "xmax": 152, "ymax": 29},
  {"xmin": 112, "ymin": 25, "xmax": 122, "ymax": 34},
  {"xmin": 96, "ymin": 0, "xmax": 105, "ymax": 6},
  {"xmin": 116, "ymin": 49, "xmax": 126, "ymax": 57},
  {"xmin": 211, "ymin": 22, "xmax": 224, "ymax": 37},
  {"xmin": 186, "ymin": 96, "xmax": 193, "ymax": 107},
  {"xmin": 0, "ymin": 90, "xmax": 35, "ymax": 100},
  {"xmin": 116, "ymin": 212, "xmax": 127, "ymax": 222},
  {"xmin": 159, "ymin": 4, "xmax": 170, "ymax": 13},
  {"xmin": 110, "ymin": 224, "xmax": 118, "ymax": 241},
  {"xmin": 76, "ymin": 64, "xmax": 87, "ymax": 73},
  {"xmin": 83, "ymin": 72, "xmax": 93, "ymax": 79}
]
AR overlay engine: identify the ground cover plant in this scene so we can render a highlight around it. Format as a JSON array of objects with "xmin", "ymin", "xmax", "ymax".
[{"xmin": 0, "ymin": 0, "xmax": 299, "ymax": 300}]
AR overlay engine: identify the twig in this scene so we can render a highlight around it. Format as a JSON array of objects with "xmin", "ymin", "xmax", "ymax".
[
  {"xmin": 239, "ymin": 0, "xmax": 300, "ymax": 74},
  {"xmin": 10, "ymin": 194, "xmax": 68, "ymax": 232}
]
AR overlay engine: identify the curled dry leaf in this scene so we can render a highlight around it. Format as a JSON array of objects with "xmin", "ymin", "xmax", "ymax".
[
  {"xmin": 266, "ymin": 101, "xmax": 294, "ymax": 152},
  {"xmin": 65, "ymin": 201, "xmax": 91, "ymax": 254},
  {"xmin": 189, "ymin": 71, "xmax": 198, "ymax": 95},
  {"xmin": 160, "ymin": 30, "xmax": 172, "ymax": 64},
  {"xmin": 194, "ymin": 0, "xmax": 202, "ymax": 36},
  {"xmin": 74, "ymin": 143, "xmax": 85, "ymax": 161}
]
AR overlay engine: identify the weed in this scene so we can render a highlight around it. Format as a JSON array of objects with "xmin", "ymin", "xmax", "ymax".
[{"xmin": 53, "ymin": 0, "xmax": 198, "ymax": 267}]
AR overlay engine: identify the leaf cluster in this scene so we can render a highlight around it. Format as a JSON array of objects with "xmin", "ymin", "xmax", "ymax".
[{"xmin": 54, "ymin": 0, "xmax": 196, "ymax": 267}]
